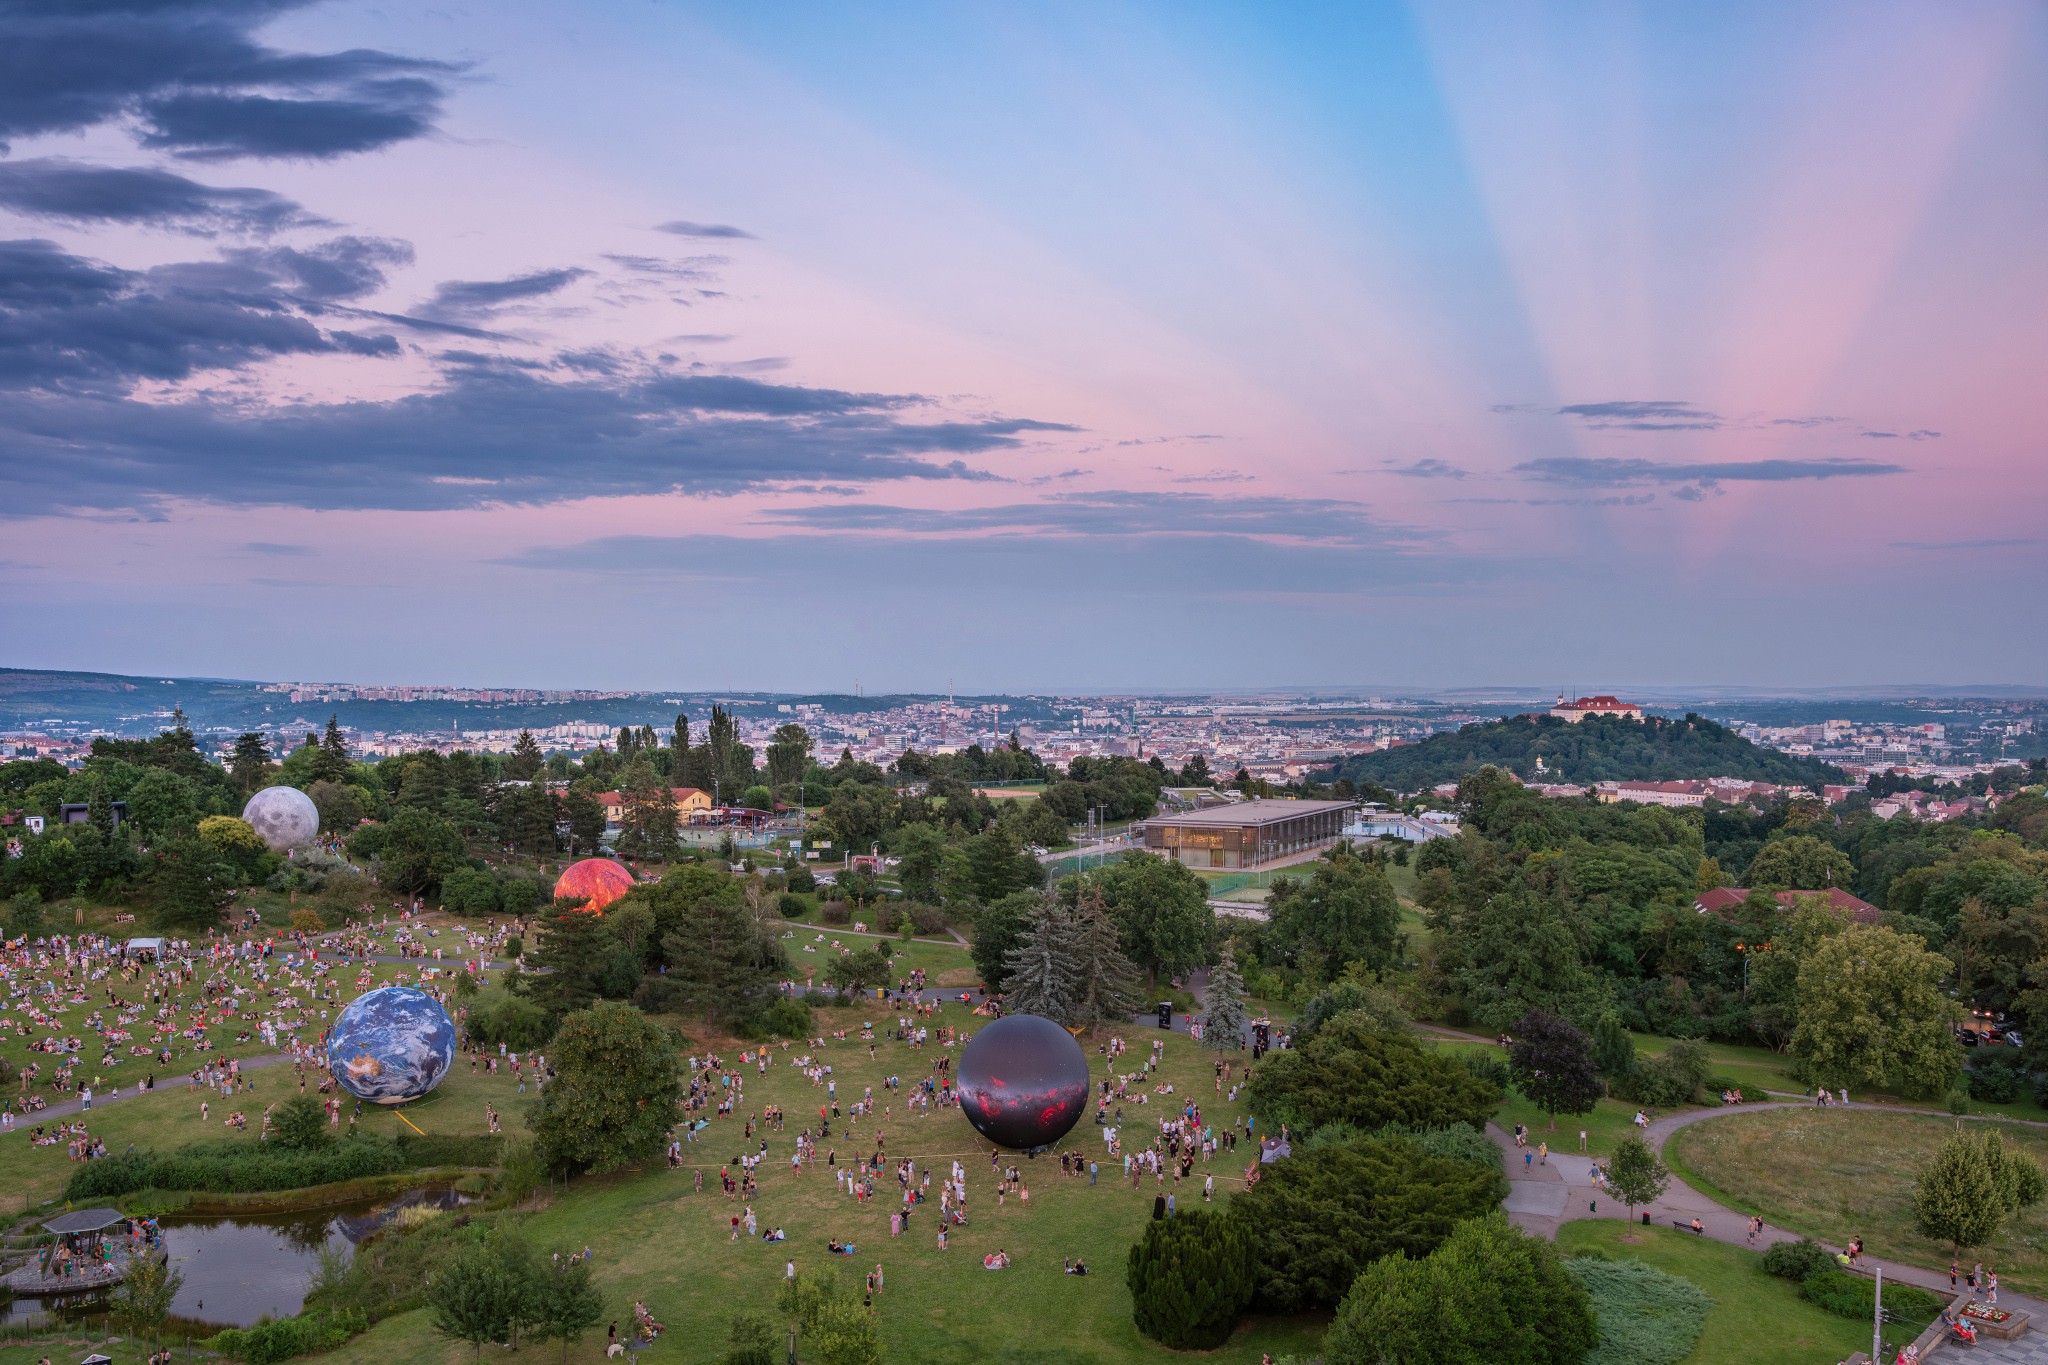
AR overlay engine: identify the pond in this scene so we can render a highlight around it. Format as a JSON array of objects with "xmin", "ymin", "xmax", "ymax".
[{"xmin": 5, "ymin": 1185, "xmax": 471, "ymax": 1333}]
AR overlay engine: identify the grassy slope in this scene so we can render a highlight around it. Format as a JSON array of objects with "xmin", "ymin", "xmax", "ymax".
[
  {"xmin": 1670, "ymin": 1107, "xmax": 2048, "ymax": 1296},
  {"xmin": 302, "ymin": 1003, "xmax": 1318, "ymax": 1365},
  {"xmin": 1556, "ymin": 1222, "xmax": 1870, "ymax": 1365}
]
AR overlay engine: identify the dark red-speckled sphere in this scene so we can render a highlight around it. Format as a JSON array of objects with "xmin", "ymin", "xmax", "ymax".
[
  {"xmin": 553, "ymin": 857, "xmax": 634, "ymax": 913},
  {"xmin": 957, "ymin": 1013, "xmax": 1090, "ymax": 1150}
]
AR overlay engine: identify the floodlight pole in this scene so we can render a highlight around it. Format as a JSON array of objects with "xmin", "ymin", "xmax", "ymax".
[{"xmin": 1873, "ymin": 1266, "xmax": 1882, "ymax": 1364}]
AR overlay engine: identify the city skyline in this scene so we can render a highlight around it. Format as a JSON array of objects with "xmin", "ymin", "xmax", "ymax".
[{"xmin": 2, "ymin": 0, "xmax": 2045, "ymax": 691}]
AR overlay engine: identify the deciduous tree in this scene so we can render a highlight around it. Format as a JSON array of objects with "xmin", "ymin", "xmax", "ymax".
[
  {"xmin": 1507, "ymin": 1009, "xmax": 1603, "ymax": 1130},
  {"xmin": 529, "ymin": 1001, "xmax": 680, "ymax": 1174}
]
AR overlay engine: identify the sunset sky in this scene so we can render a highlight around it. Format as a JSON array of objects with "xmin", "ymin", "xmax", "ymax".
[{"xmin": 2, "ymin": 0, "xmax": 2043, "ymax": 692}]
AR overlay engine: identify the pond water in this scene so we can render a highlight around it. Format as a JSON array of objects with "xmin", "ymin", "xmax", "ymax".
[{"xmin": 6, "ymin": 1186, "xmax": 471, "ymax": 1332}]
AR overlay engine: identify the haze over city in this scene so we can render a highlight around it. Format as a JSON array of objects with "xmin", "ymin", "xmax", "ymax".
[{"xmin": 2, "ymin": 1, "xmax": 2045, "ymax": 691}]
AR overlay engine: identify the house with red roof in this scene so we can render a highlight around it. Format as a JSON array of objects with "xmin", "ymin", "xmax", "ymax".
[
  {"xmin": 1695, "ymin": 886, "xmax": 1880, "ymax": 924},
  {"xmin": 1550, "ymin": 694, "xmax": 1644, "ymax": 722}
]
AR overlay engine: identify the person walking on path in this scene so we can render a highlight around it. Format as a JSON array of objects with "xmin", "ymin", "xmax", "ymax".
[
  {"xmin": 1537, "ymin": 1141, "xmax": 1548, "ymax": 1165},
  {"xmin": 1951, "ymin": 1260, "xmax": 1960, "ymax": 1293}
]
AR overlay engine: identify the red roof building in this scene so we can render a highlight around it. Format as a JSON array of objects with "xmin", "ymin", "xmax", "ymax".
[
  {"xmin": 1695, "ymin": 886, "xmax": 1880, "ymax": 924},
  {"xmin": 1550, "ymin": 695, "xmax": 1645, "ymax": 723}
]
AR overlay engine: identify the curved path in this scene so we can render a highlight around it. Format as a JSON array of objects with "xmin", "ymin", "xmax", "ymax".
[{"xmin": 1493, "ymin": 1099, "xmax": 2048, "ymax": 1343}]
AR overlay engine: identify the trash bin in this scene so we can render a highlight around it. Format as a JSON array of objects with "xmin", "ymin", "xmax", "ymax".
[{"xmin": 1641, "ymin": 1212, "xmax": 1650, "ymax": 1226}]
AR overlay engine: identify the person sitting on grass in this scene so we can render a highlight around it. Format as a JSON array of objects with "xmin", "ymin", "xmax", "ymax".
[
  {"xmin": 983, "ymin": 1250, "xmax": 1011, "ymax": 1269},
  {"xmin": 1063, "ymin": 1258, "xmax": 1088, "ymax": 1275}
]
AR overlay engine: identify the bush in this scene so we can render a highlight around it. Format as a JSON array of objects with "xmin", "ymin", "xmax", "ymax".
[
  {"xmin": 1369, "ymin": 1121, "xmax": 1504, "ymax": 1173},
  {"xmin": 1798, "ymin": 1270, "xmax": 1945, "ymax": 1325},
  {"xmin": 1761, "ymin": 1238, "xmax": 1836, "ymax": 1283},
  {"xmin": 1462, "ymin": 1052, "xmax": 1512, "ymax": 1093},
  {"xmin": 1229, "ymin": 1135, "xmax": 1507, "ymax": 1311},
  {"xmin": 901, "ymin": 901, "xmax": 952, "ymax": 935},
  {"xmin": 1968, "ymin": 1054, "xmax": 2026, "ymax": 1104},
  {"xmin": 439, "ymin": 866, "xmax": 501, "ymax": 918},
  {"xmin": 1703, "ymin": 1074, "xmax": 1743, "ymax": 1101},
  {"xmin": 778, "ymin": 893, "xmax": 809, "ymax": 919},
  {"xmin": 463, "ymin": 992, "xmax": 553, "ymax": 1049},
  {"xmin": 1567, "ymin": 1258, "xmax": 1710, "ymax": 1365},
  {"xmin": 64, "ymin": 1134, "xmax": 504, "ymax": 1200},
  {"xmin": 785, "ymin": 864, "xmax": 816, "ymax": 893},
  {"xmin": 818, "ymin": 900, "xmax": 850, "ymax": 925},
  {"xmin": 499, "ymin": 878, "xmax": 541, "ymax": 916},
  {"xmin": 735, "ymin": 996, "xmax": 812, "ymax": 1041},
  {"xmin": 1127, "ymin": 1208, "xmax": 1257, "ymax": 1349},
  {"xmin": 209, "ymin": 1309, "xmax": 367, "ymax": 1364},
  {"xmin": 632, "ymin": 975, "xmax": 689, "ymax": 1014}
]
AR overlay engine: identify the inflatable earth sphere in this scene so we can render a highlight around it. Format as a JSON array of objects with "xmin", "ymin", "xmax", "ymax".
[
  {"xmin": 327, "ymin": 986, "xmax": 455, "ymax": 1104},
  {"xmin": 241, "ymin": 785, "xmax": 319, "ymax": 852},
  {"xmin": 957, "ymin": 1013, "xmax": 1090, "ymax": 1150},
  {"xmin": 554, "ymin": 857, "xmax": 635, "ymax": 913}
]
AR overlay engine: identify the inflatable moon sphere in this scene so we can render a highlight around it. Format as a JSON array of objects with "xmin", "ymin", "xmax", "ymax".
[
  {"xmin": 327, "ymin": 986, "xmax": 456, "ymax": 1104},
  {"xmin": 957, "ymin": 1013, "xmax": 1091, "ymax": 1150},
  {"xmin": 241, "ymin": 784, "xmax": 320, "ymax": 852}
]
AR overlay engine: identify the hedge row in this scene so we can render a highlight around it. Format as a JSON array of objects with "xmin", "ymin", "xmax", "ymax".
[
  {"xmin": 208, "ymin": 1308, "xmax": 368, "ymax": 1364},
  {"xmin": 65, "ymin": 1133, "xmax": 503, "ymax": 1200}
]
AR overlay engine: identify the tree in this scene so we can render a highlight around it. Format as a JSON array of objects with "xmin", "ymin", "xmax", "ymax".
[
  {"xmin": 1913, "ymin": 1128, "xmax": 2048, "ymax": 1255},
  {"xmin": 766, "ymin": 723, "xmax": 813, "ymax": 790},
  {"xmin": 1606, "ymin": 1133, "xmax": 1670, "ymax": 1223},
  {"xmin": 529, "ymin": 1000, "xmax": 680, "ymax": 1174},
  {"xmin": 1126, "ymin": 1208, "xmax": 1256, "ymax": 1349},
  {"xmin": 1792, "ymin": 924, "xmax": 1960, "ymax": 1098},
  {"xmin": 528, "ymin": 1255, "xmax": 605, "ymax": 1364},
  {"xmin": 778, "ymin": 1272, "xmax": 880, "ymax": 1365},
  {"xmin": 615, "ymin": 759, "xmax": 678, "ymax": 860},
  {"xmin": 1507, "ymin": 1009, "xmax": 1603, "ymax": 1130},
  {"xmin": 307, "ymin": 779, "xmax": 366, "ymax": 835},
  {"xmin": 971, "ymin": 890, "xmax": 1037, "ymax": 994},
  {"xmin": 521, "ymin": 912, "xmax": 623, "ymax": 1017},
  {"xmin": 270, "ymin": 1093, "xmax": 331, "ymax": 1150},
  {"xmin": 1245, "ymin": 1011, "xmax": 1502, "ymax": 1139},
  {"xmin": 1002, "ymin": 895, "xmax": 1085, "ymax": 1023},
  {"xmin": 428, "ymin": 1237, "xmax": 526, "ymax": 1358},
  {"xmin": 229, "ymin": 732, "xmax": 273, "ymax": 792},
  {"xmin": 1199, "ymin": 942, "xmax": 1249, "ymax": 1048},
  {"xmin": 894, "ymin": 822, "xmax": 947, "ymax": 903},
  {"xmin": 314, "ymin": 715, "xmax": 354, "ymax": 785},
  {"xmin": 126, "ymin": 768, "xmax": 199, "ymax": 842},
  {"xmin": 505, "ymin": 730, "xmax": 545, "ymax": 780},
  {"xmin": 148, "ymin": 837, "xmax": 227, "ymax": 931},
  {"xmin": 661, "ymin": 896, "xmax": 787, "ymax": 1024},
  {"xmin": 564, "ymin": 788, "xmax": 606, "ymax": 855},
  {"xmin": 1438, "ymin": 881, "xmax": 1599, "ymax": 1033},
  {"xmin": 961, "ymin": 825, "xmax": 1040, "ymax": 903},
  {"xmin": 720, "ymin": 1314, "xmax": 777, "ymax": 1365},
  {"xmin": 111, "ymin": 1240, "xmax": 184, "ymax": 1349},
  {"xmin": 1228, "ymin": 1134, "xmax": 1508, "ymax": 1311},
  {"xmin": 1073, "ymin": 884, "xmax": 1146, "ymax": 1027},
  {"xmin": 1091, "ymin": 851, "xmax": 1214, "ymax": 984},
  {"xmin": 1322, "ymin": 1215, "xmax": 1596, "ymax": 1365},
  {"xmin": 1746, "ymin": 834, "xmax": 1855, "ymax": 891},
  {"xmin": 1590, "ymin": 1010, "xmax": 1636, "ymax": 1081},
  {"xmin": 350, "ymin": 806, "xmax": 466, "ymax": 898},
  {"xmin": 1266, "ymin": 848, "xmax": 1403, "ymax": 977}
]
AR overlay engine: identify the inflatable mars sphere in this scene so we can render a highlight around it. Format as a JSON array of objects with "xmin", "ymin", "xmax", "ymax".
[
  {"xmin": 957, "ymin": 1013, "xmax": 1091, "ymax": 1150},
  {"xmin": 554, "ymin": 857, "xmax": 635, "ymax": 913},
  {"xmin": 327, "ymin": 986, "xmax": 456, "ymax": 1104},
  {"xmin": 241, "ymin": 784, "xmax": 319, "ymax": 852}
]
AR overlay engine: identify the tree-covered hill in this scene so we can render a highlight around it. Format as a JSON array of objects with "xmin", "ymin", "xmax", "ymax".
[{"xmin": 1321, "ymin": 713, "xmax": 1843, "ymax": 790}]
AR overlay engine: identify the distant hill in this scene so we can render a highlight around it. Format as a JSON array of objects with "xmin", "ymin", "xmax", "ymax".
[{"xmin": 1320, "ymin": 713, "xmax": 1844, "ymax": 791}]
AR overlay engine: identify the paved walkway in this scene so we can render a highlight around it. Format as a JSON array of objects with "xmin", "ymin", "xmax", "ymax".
[{"xmin": 1493, "ymin": 1102, "xmax": 2048, "ymax": 1345}]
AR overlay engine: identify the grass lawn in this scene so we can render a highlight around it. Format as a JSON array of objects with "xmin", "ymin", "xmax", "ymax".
[
  {"xmin": 327, "ymin": 1002, "xmax": 1311, "ymax": 1365},
  {"xmin": 1670, "ymin": 1106, "xmax": 2048, "ymax": 1297},
  {"xmin": 1556, "ymin": 1222, "xmax": 1872, "ymax": 1365}
]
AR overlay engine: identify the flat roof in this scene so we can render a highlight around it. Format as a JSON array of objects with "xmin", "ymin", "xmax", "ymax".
[
  {"xmin": 44, "ymin": 1209, "xmax": 127, "ymax": 1235},
  {"xmin": 1145, "ymin": 799, "xmax": 1355, "ymax": 828}
]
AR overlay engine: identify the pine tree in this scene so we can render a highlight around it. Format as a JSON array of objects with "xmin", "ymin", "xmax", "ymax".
[
  {"xmin": 508, "ymin": 730, "xmax": 544, "ymax": 780},
  {"xmin": 1003, "ymin": 895, "xmax": 1085, "ymax": 1024},
  {"xmin": 229, "ymin": 733, "xmax": 272, "ymax": 792},
  {"xmin": 661, "ymin": 897, "xmax": 786, "ymax": 1025},
  {"xmin": 671, "ymin": 712, "xmax": 690, "ymax": 756},
  {"xmin": 520, "ymin": 912, "xmax": 616, "ymax": 1016},
  {"xmin": 1074, "ymin": 886, "xmax": 1146, "ymax": 1027},
  {"xmin": 314, "ymin": 715, "xmax": 353, "ymax": 784},
  {"xmin": 1198, "ymin": 942, "xmax": 1249, "ymax": 1048},
  {"xmin": 87, "ymin": 776, "xmax": 116, "ymax": 837}
]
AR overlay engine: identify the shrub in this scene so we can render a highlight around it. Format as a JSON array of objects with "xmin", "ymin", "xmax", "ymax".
[
  {"xmin": 463, "ymin": 992, "xmax": 553, "ymax": 1049},
  {"xmin": 818, "ymin": 900, "xmax": 850, "ymax": 925},
  {"xmin": 778, "ymin": 893, "xmax": 809, "ymax": 919},
  {"xmin": 64, "ymin": 1134, "xmax": 504, "ymax": 1200},
  {"xmin": 721, "ymin": 1313, "xmax": 777, "ymax": 1365},
  {"xmin": 289, "ymin": 908, "xmax": 323, "ymax": 933},
  {"xmin": 1244, "ymin": 1012, "xmax": 1503, "ymax": 1139},
  {"xmin": 1325, "ymin": 1216, "xmax": 1594, "ymax": 1365},
  {"xmin": 901, "ymin": 901, "xmax": 952, "ymax": 934},
  {"xmin": 1968, "ymin": 1054, "xmax": 2026, "ymax": 1104},
  {"xmin": 209, "ymin": 1309, "xmax": 367, "ymax": 1364},
  {"xmin": 1461, "ymin": 1051, "xmax": 1512, "ymax": 1093},
  {"xmin": 785, "ymin": 864, "xmax": 816, "ymax": 893},
  {"xmin": 1127, "ymin": 1208, "xmax": 1257, "ymax": 1349},
  {"xmin": 499, "ymin": 879, "xmax": 541, "ymax": 915},
  {"xmin": 1229, "ymin": 1134, "xmax": 1507, "ymax": 1311},
  {"xmin": 1369, "ymin": 1121, "xmax": 1504, "ymax": 1173},
  {"xmin": 632, "ymin": 975, "xmax": 689, "ymax": 1014},
  {"xmin": 438, "ymin": 866, "xmax": 501, "ymax": 918},
  {"xmin": 735, "ymin": 996, "xmax": 812, "ymax": 1041},
  {"xmin": 1702, "ymin": 1074, "xmax": 1743, "ymax": 1101},
  {"xmin": 1798, "ymin": 1269, "xmax": 1944, "ymax": 1324},
  {"xmin": 1761, "ymin": 1238, "xmax": 1836, "ymax": 1282},
  {"xmin": 1567, "ymin": 1258, "xmax": 1711, "ymax": 1365}
]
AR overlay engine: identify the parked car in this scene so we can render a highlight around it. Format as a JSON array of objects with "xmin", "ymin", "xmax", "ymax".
[{"xmin": 1957, "ymin": 1028, "xmax": 1981, "ymax": 1047}]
